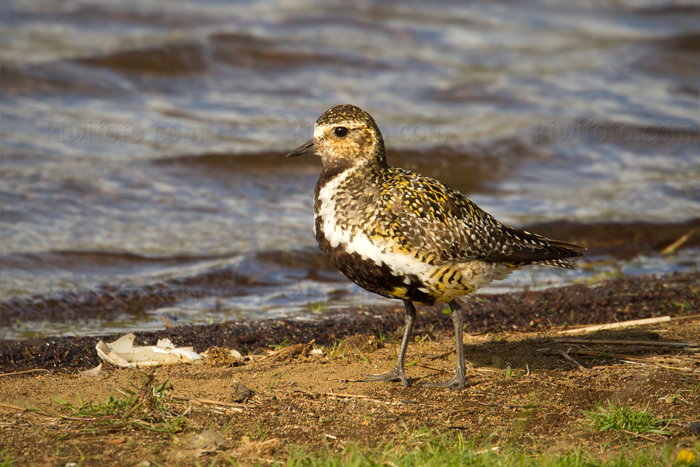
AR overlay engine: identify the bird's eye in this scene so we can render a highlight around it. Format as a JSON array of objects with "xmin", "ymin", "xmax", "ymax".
[{"xmin": 334, "ymin": 127, "xmax": 348, "ymax": 137}]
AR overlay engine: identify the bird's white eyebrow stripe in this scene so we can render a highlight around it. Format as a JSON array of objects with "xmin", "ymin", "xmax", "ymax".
[{"xmin": 314, "ymin": 122, "xmax": 364, "ymax": 140}]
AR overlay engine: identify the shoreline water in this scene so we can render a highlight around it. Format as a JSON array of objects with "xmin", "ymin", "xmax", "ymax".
[{"xmin": 1, "ymin": 218, "xmax": 698, "ymax": 340}]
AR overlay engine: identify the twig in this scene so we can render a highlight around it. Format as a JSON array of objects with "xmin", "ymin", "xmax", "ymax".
[
  {"xmin": 661, "ymin": 228, "xmax": 698, "ymax": 255},
  {"xmin": 552, "ymin": 338, "xmax": 697, "ymax": 348},
  {"xmin": 557, "ymin": 316, "xmax": 671, "ymax": 335},
  {"xmin": 266, "ymin": 343, "xmax": 311, "ymax": 361},
  {"xmin": 0, "ymin": 369, "xmax": 50, "ymax": 377},
  {"xmin": 325, "ymin": 392, "xmax": 378, "ymax": 399},
  {"xmin": 171, "ymin": 394, "xmax": 249, "ymax": 411},
  {"xmin": 474, "ymin": 401, "xmax": 537, "ymax": 409},
  {"xmin": 568, "ymin": 349, "xmax": 649, "ymax": 359},
  {"xmin": 415, "ymin": 362, "xmax": 451, "ymax": 373},
  {"xmin": 428, "ymin": 351, "xmax": 453, "ymax": 361},
  {"xmin": 557, "ymin": 349, "xmax": 585, "ymax": 370},
  {"xmin": 562, "ymin": 348, "xmax": 700, "ymax": 371},
  {"xmin": 324, "ymin": 392, "xmax": 389, "ymax": 404},
  {"xmin": 0, "ymin": 402, "xmax": 25, "ymax": 412},
  {"xmin": 670, "ymin": 313, "xmax": 700, "ymax": 322},
  {"xmin": 31, "ymin": 410, "xmax": 97, "ymax": 421},
  {"xmin": 620, "ymin": 430, "xmax": 665, "ymax": 442}
]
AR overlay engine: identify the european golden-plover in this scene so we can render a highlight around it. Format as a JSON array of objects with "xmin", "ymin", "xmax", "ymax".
[{"xmin": 287, "ymin": 104, "xmax": 584, "ymax": 389}]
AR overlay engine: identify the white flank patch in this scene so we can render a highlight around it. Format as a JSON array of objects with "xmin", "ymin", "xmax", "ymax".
[{"xmin": 316, "ymin": 170, "xmax": 434, "ymax": 282}]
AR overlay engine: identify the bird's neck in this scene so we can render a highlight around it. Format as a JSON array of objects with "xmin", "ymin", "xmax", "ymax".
[
  {"xmin": 320, "ymin": 152, "xmax": 387, "ymax": 180},
  {"xmin": 315, "ymin": 156, "xmax": 386, "ymax": 200}
]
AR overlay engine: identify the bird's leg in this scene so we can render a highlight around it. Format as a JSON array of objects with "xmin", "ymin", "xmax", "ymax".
[
  {"xmin": 422, "ymin": 300, "xmax": 466, "ymax": 390},
  {"xmin": 362, "ymin": 300, "xmax": 416, "ymax": 386}
]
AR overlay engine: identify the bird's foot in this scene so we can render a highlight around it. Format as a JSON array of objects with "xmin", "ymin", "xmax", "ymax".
[
  {"xmin": 420, "ymin": 371, "xmax": 466, "ymax": 390},
  {"xmin": 361, "ymin": 365, "xmax": 409, "ymax": 387}
]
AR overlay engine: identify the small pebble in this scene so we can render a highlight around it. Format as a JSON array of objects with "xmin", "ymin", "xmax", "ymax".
[
  {"xmin": 687, "ymin": 421, "xmax": 700, "ymax": 435},
  {"xmin": 232, "ymin": 383, "xmax": 253, "ymax": 402}
]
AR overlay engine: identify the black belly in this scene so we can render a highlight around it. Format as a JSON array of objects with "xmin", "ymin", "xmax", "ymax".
[{"xmin": 315, "ymin": 230, "xmax": 434, "ymax": 306}]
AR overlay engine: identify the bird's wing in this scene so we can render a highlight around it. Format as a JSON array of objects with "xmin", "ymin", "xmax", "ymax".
[{"xmin": 382, "ymin": 168, "xmax": 584, "ymax": 267}]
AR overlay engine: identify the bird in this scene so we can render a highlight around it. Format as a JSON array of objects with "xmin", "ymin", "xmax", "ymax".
[{"xmin": 287, "ymin": 104, "xmax": 585, "ymax": 389}]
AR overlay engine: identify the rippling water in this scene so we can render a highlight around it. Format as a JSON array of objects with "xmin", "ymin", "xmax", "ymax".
[{"xmin": 1, "ymin": 0, "xmax": 699, "ymax": 339}]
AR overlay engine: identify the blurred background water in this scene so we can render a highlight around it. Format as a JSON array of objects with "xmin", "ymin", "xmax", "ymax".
[{"xmin": 1, "ymin": 0, "xmax": 699, "ymax": 339}]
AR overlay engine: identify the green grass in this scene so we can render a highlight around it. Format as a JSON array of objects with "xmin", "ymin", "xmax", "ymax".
[
  {"xmin": 353, "ymin": 346, "xmax": 371, "ymax": 365},
  {"xmin": 504, "ymin": 364, "xmax": 526, "ymax": 381},
  {"xmin": 49, "ymin": 372, "xmax": 187, "ymax": 434},
  {"xmin": 267, "ymin": 372, "xmax": 283, "ymax": 390},
  {"xmin": 269, "ymin": 339, "xmax": 292, "ymax": 351},
  {"xmin": 5, "ymin": 430, "xmax": 694, "ymax": 467},
  {"xmin": 282, "ymin": 431, "xmax": 684, "ymax": 467},
  {"xmin": 327, "ymin": 340, "xmax": 348, "ymax": 360},
  {"xmin": 0, "ymin": 449, "xmax": 16, "ymax": 467},
  {"xmin": 583, "ymin": 401, "xmax": 673, "ymax": 436}
]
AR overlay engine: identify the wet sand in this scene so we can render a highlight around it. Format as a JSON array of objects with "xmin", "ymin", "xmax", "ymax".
[{"xmin": 2, "ymin": 270, "xmax": 698, "ymax": 374}]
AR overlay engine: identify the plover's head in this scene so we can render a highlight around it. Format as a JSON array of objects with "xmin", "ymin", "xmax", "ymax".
[{"xmin": 287, "ymin": 104, "xmax": 386, "ymax": 171}]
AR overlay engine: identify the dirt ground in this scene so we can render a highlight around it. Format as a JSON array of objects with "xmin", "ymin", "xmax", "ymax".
[{"xmin": 1, "ymin": 272, "xmax": 699, "ymax": 466}]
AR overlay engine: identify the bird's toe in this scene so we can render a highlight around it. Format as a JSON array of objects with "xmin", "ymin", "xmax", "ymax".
[{"xmin": 361, "ymin": 366, "xmax": 409, "ymax": 386}]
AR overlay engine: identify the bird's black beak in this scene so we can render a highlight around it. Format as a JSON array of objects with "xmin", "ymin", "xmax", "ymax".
[{"xmin": 286, "ymin": 139, "xmax": 317, "ymax": 158}]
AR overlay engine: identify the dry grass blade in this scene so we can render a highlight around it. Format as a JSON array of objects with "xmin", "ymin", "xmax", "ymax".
[
  {"xmin": 0, "ymin": 369, "xmax": 51, "ymax": 377},
  {"xmin": 415, "ymin": 362, "xmax": 451, "ymax": 373},
  {"xmin": 324, "ymin": 392, "xmax": 391, "ymax": 404},
  {"xmin": 553, "ymin": 338, "xmax": 698, "ymax": 348},
  {"xmin": 171, "ymin": 394, "xmax": 250, "ymax": 411},
  {"xmin": 551, "ymin": 338, "xmax": 700, "ymax": 372},
  {"xmin": 661, "ymin": 228, "xmax": 698, "ymax": 255},
  {"xmin": 557, "ymin": 349, "xmax": 585, "ymax": 369},
  {"xmin": 267, "ymin": 341, "xmax": 314, "ymax": 361},
  {"xmin": 0, "ymin": 402, "xmax": 26, "ymax": 412},
  {"xmin": 557, "ymin": 317, "xmax": 671, "ymax": 335}
]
